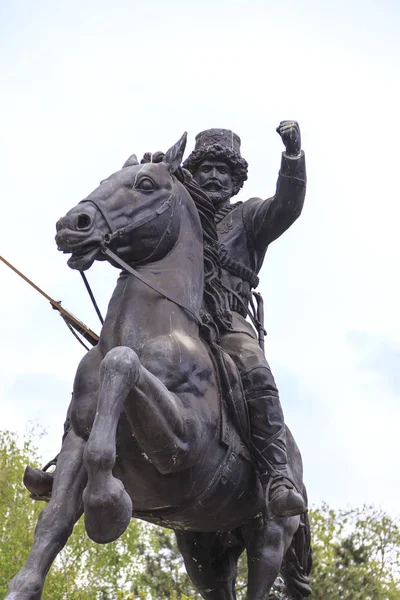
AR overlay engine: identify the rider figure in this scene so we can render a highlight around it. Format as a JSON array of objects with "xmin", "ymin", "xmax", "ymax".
[{"xmin": 183, "ymin": 122, "xmax": 307, "ymax": 517}]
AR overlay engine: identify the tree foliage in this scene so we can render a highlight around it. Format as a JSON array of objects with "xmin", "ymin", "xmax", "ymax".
[
  {"xmin": 0, "ymin": 429, "xmax": 43, "ymax": 595},
  {"xmin": 131, "ymin": 527, "xmax": 197, "ymax": 599},
  {"xmin": 309, "ymin": 503, "xmax": 400, "ymax": 599}
]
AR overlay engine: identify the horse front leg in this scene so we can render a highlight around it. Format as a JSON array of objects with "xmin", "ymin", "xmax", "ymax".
[
  {"xmin": 6, "ymin": 431, "xmax": 86, "ymax": 600},
  {"xmin": 83, "ymin": 345, "xmax": 191, "ymax": 544}
]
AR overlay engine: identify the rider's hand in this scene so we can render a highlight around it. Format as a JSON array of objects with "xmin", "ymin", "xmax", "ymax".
[
  {"xmin": 276, "ymin": 121, "xmax": 301, "ymax": 157},
  {"xmin": 140, "ymin": 151, "xmax": 165, "ymax": 164}
]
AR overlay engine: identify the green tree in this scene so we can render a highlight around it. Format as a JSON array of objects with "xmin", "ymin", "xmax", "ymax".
[
  {"xmin": 0, "ymin": 429, "xmax": 43, "ymax": 594},
  {"xmin": 309, "ymin": 503, "xmax": 400, "ymax": 599},
  {"xmin": 133, "ymin": 526, "xmax": 198, "ymax": 599}
]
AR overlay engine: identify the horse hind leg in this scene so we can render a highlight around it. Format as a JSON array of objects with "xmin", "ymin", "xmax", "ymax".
[
  {"xmin": 175, "ymin": 530, "xmax": 244, "ymax": 600},
  {"xmin": 281, "ymin": 508, "xmax": 313, "ymax": 599},
  {"xmin": 6, "ymin": 431, "xmax": 86, "ymax": 600},
  {"xmin": 242, "ymin": 514, "xmax": 300, "ymax": 600}
]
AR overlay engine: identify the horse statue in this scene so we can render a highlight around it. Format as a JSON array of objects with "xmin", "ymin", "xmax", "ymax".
[{"xmin": 6, "ymin": 134, "xmax": 312, "ymax": 600}]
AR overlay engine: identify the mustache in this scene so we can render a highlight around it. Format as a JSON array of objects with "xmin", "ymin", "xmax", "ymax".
[{"xmin": 202, "ymin": 179, "xmax": 230, "ymax": 191}]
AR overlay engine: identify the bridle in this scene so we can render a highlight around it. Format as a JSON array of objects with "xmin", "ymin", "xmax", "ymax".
[
  {"xmin": 78, "ymin": 179, "xmax": 202, "ymax": 327},
  {"xmin": 79, "ymin": 190, "xmax": 173, "ymax": 251}
]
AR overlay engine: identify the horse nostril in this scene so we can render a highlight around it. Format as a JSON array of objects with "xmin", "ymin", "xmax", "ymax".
[{"xmin": 77, "ymin": 213, "xmax": 92, "ymax": 230}]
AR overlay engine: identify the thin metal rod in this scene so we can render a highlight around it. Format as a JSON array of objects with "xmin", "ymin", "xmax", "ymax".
[
  {"xmin": 61, "ymin": 315, "xmax": 91, "ymax": 351},
  {"xmin": 0, "ymin": 254, "xmax": 99, "ymax": 345},
  {"xmin": 80, "ymin": 271, "xmax": 104, "ymax": 325}
]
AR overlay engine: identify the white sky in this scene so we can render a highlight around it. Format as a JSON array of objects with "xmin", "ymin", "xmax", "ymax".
[{"xmin": 1, "ymin": 0, "xmax": 399, "ymax": 515}]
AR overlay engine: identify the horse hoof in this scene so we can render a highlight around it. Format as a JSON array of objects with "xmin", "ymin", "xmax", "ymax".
[
  {"xmin": 83, "ymin": 476, "xmax": 132, "ymax": 544},
  {"xmin": 6, "ymin": 576, "xmax": 42, "ymax": 600}
]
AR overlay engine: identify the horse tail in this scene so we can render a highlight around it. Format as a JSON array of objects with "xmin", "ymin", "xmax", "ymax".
[{"xmin": 281, "ymin": 485, "xmax": 312, "ymax": 599}]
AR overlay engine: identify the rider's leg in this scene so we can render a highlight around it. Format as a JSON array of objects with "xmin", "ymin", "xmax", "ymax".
[
  {"xmin": 219, "ymin": 322, "xmax": 306, "ymax": 518},
  {"xmin": 242, "ymin": 364, "xmax": 306, "ymax": 517}
]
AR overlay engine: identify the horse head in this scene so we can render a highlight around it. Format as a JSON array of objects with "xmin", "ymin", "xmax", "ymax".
[{"xmin": 55, "ymin": 133, "xmax": 188, "ymax": 271}]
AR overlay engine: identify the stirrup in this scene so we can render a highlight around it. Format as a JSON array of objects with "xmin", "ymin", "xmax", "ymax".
[
  {"xmin": 264, "ymin": 475, "xmax": 306, "ymax": 518},
  {"xmin": 267, "ymin": 478, "xmax": 307, "ymax": 518}
]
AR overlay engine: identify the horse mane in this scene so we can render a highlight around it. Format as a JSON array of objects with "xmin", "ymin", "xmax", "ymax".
[{"xmin": 140, "ymin": 152, "xmax": 232, "ymax": 340}]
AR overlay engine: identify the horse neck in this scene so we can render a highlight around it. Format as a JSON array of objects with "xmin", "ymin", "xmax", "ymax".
[
  {"xmin": 141, "ymin": 190, "xmax": 204, "ymax": 318},
  {"xmin": 104, "ymin": 188, "xmax": 204, "ymax": 341}
]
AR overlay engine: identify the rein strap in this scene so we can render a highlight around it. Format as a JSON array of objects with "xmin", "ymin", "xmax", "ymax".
[{"xmin": 101, "ymin": 246, "xmax": 202, "ymax": 326}]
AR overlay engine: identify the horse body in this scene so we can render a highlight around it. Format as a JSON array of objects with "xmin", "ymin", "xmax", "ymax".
[
  {"xmin": 6, "ymin": 136, "xmax": 311, "ymax": 600},
  {"xmin": 74, "ymin": 271, "xmax": 260, "ymax": 531}
]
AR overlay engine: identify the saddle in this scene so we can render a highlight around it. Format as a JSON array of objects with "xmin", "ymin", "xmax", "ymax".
[{"xmin": 208, "ymin": 341, "xmax": 253, "ymax": 462}]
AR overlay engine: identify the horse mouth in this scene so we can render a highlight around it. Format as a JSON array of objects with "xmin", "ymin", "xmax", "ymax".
[{"xmin": 67, "ymin": 243, "xmax": 100, "ymax": 271}]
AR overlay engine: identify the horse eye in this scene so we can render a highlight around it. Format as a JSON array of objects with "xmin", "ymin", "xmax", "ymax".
[{"xmin": 137, "ymin": 177, "xmax": 155, "ymax": 191}]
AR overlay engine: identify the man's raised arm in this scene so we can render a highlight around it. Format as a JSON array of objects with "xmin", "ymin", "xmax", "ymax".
[{"xmin": 244, "ymin": 121, "xmax": 306, "ymax": 252}]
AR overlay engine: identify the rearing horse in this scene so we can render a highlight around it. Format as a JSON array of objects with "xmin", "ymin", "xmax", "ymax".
[{"xmin": 6, "ymin": 134, "xmax": 311, "ymax": 600}]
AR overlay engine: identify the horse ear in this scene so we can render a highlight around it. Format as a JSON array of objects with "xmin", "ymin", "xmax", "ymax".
[
  {"xmin": 122, "ymin": 154, "xmax": 139, "ymax": 168},
  {"xmin": 163, "ymin": 132, "xmax": 187, "ymax": 173}
]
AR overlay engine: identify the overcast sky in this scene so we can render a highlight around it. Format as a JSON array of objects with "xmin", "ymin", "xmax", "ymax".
[{"xmin": 1, "ymin": 0, "xmax": 399, "ymax": 516}]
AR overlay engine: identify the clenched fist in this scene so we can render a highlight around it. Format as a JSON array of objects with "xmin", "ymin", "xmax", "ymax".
[{"xmin": 276, "ymin": 121, "xmax": 301, "ymax": 157}]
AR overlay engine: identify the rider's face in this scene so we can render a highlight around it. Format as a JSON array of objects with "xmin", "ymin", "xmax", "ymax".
[{"xmin": 194, "ymin": 160, "xmax": 233, "ymax": 207}]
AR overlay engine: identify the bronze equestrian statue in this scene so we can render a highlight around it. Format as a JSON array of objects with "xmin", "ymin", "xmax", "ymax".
[{"xmin": 9, "ymin": 126, "xmax": 311, "ymax": 600}]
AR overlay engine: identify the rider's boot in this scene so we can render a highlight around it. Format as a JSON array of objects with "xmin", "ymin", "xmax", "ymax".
[
  {"xmin": 246, "ymin": 388, "xmax": 307, "ymax": 518},
  {"xmin": 255, "ymin": 425, "xmax": 307, "ymax": 517},
  {"xmin": 23, "ymin": 460, "xmax": 56, "ymax": 501}
]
